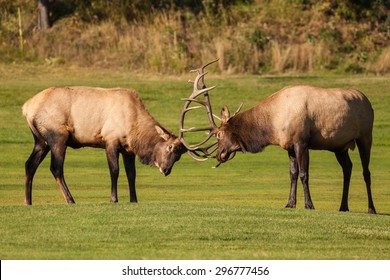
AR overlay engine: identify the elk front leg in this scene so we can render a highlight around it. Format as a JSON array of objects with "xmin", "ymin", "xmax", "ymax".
[
  {"xmin": 286, "ymin": 149, "xmax": 298, "ymax": 208},
  {"xmin": 106, "ymin": 145, "xmax": 120, "ymax": 203},
  {"xmin": 294, "ymin": 142, "xmax": 314, "ymax": 209},
  {"xmin": 122, "ymin": 153, "xmax": 137, "ymax": 203},
  {"xmin": 25, "ymin": 136, "xmax": 50, "ymax": 205}
]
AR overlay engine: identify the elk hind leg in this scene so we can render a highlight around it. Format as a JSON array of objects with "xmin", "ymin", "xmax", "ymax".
[
  {"xmin": 122, "ymin": 153, "xmax": 137, "ymax": 203},
  {"xmin": 286, "ymin": 149, "xmax": 298, "ymax": 208},
  {"xmin": 335, "ymin": 150, "xmax": 352, "ymax": 212},
  {"xmin": 356, "ymin": 137, "xmax": 376, "ymax": 214},
  {"xmin": 295, "ymin": 143, "xmax": 314, "ymax": 209},
  {"xmin": 25, "ymin": 135, "xmax": 50, "ymax": 205},
  {"xmin": 49, "ymin": 136, "xmax": 75, "ymax": 204}
]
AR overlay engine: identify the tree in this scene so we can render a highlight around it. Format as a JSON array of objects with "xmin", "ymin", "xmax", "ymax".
[{"xmin": 38, "ymin": 0, "xmax": 50, "ymax": 29}]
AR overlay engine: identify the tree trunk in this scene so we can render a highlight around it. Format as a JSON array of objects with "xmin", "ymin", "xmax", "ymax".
[{"xmin": 38, "ymin": 0, "xmax": 50, "ymax": 29}]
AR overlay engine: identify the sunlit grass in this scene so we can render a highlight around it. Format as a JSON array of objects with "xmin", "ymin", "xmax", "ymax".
[{"xmin": 1, "ymin": 67, "xmax": 389, "ymax": 259}]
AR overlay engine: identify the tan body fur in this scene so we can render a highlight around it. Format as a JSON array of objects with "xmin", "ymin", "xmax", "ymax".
[
  {"xmin": 23, "ymin": 86, "xmax": 185, "ymax": 205},
  {"xmin": 240, "ymin": 85, "xmax": 373, "ymax": 151},
  {"xmin": 216, "ymin": 85, "xmax": 376, "ymax": 213},
  {"xmin": 24, "ymin": 87, "xmax": 156, "ymax": 152}
]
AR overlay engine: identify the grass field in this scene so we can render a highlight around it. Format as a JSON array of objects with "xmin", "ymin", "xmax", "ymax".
[{"xmin": 1, "ymin": 65, "xmax": 390, "ymax": 259}]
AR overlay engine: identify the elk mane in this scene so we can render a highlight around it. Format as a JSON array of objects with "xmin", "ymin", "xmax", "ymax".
[
  {"xmin": 227, "ymin": 107, "xmax": 274, "ymax": 153},
  {"xmin": 133, "ymin": 121, "xmax": 174, "ymax": 166}
]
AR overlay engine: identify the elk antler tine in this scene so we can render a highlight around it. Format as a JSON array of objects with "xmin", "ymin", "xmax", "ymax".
[
  {"xmin": 189, "ymin": 58, "xmax": 219, "ymax": 74},
  {"xmin": 234, "ymin": 103, "xmax": 243, "ymax": 116},
  {"xmin": 229, "ymin": 151, "xmax": 237, "ymax": 161},
  {"xmin": 187, "ymin": 151, "xmax": 209, "ymax": 161},
  {"xmin": 205, "ymin": 139, "xmax": 218, "ymax": 150},
  {"xmin": 201, "ymin": 58, "xmax": 220, "ymax": 72},
  {"xmin": 207, "ymin": 145, "xmax": 218, "ymax": 155},
  {"xmin": 193, "ymin": 71, "xmax": 208, "ymax": 90},
  {"xmin": 179, "ymin": 59, "xmax": 220, "ymax": 161},
  {"xmin": 181, "ymin": 98, "xmax": 207, "ymax": 106},
  {"xmin": 180, "ymin": 126, "xmax": 195, "ymax": 132},
  {"xmin": 191, "ymin": 131, "xmax": 215, "ymax": 146},
  {"xmin": 193, "ymin": 86, "xmax": 216, "ymax": 98},
  {"xmin": 181, "ymin": 127, "xmax": 213, "ymax": 133},
  {"xmin": 182, "ymin": 105, "xmax": 202, "ymax": 112},
  {"xmin": 212, "ymin": 114, "xmax": 221, "ymax": 121}
]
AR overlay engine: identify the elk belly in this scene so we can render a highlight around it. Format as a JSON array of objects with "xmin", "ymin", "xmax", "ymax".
[{"xmin": 309, "ymin": 129, "xmax": 357, "ymax": 151}]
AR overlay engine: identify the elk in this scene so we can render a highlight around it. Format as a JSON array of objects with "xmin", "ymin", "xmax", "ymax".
[
  {"xmin": 23, "ymin": 86, "xmax": 186, "ymax": 205},
  {"xmin": 180, "ymin": 60, "xmax": 376, "ymax": 214}
]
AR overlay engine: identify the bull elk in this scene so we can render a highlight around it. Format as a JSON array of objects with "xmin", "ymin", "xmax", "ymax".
[
  {"xmin": 23, "ymin": 86, "xmax": 186, "ymax": 205},
  {"xmin": 180, "ymin": 59, "xmax": 376, "ymax": 214}
]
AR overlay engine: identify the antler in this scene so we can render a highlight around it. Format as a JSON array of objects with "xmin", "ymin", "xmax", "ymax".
[{"xmin": 179, "ymin": 59, "xmax": 219, "ymax": 161}]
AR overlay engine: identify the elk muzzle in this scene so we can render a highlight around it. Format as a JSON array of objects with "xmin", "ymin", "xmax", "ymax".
[
  {"xmin": 154, "ymin": 162, "xmax": 172, "ymax": 176},
  {"xmin": 216, "ymin": 149, "xmax": 237, "ymax": 164}
]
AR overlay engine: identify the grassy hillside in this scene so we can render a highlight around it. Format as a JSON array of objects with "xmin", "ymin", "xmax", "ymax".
[
  {"xmin": 1, "ymin": 65, "xmax": 389, "ymax": 259},
  {"xmin": 1, "ymin": 0, "xmax": 389, "ymax": 74}
]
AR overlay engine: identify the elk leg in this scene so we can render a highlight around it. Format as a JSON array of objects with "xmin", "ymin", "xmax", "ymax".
[
  {"xmin": 294, "ymin": 143, "xmax": 314, "ymax": 209},
  {"xmin": 335, "ymin": 150, "xmax": 352, "ymax": 212},
  {"xmin": 286, "ymin": 149, "xmax": 298, "ymax": 208},
  {"xmin": 106, "ymin": 145, "xmax": 120, "ymax": 203},
  {"xmin": 25, "ymin": 136, "xmax": 50, "ymax": 205},
  {"xmin": 356, "ymin": 138, "xmax": 376, "ymax": 214},
  {"xmin": 50, "ymin": 142, "xmax": 75, "ymax": 204},
  {"xmin": 122, "ymin": 153, "xmax": 137, "ymax": 203}
]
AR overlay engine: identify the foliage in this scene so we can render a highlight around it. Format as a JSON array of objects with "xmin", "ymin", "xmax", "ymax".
[{"xmin": 0, "ymin": 0, "xmax": 389, "ymax": 74}]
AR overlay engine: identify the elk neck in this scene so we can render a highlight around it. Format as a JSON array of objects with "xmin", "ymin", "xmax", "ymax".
[
  {"xmin": 228, "ymin": 104, "xmax": 275, "ymax": 153},
  {"xmin": 132, "ymin": 117, "xmax": 176, "ymax": 166},
  {"xmin": 131, "ymin": 117, "xmax": 161, "ymax": 165}
]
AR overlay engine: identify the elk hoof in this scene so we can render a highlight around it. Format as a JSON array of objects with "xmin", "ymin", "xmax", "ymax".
[
  {"xmin": 305, "ymin": 204, "xmax": 315, "ymax": 210},
  {"xmin": 24, "ymin": 200, "xmax": 32, "ymax": 206},
  {"xmin": 339, "ymin": 206, "xmax": 349, "ymax": 212},
  {"xmin": 285, "ymin": 203, "xmax": 296, "ymax": 209},
  {"xmin": 368, "ymin": 208, "xmax": 376, "ymax": 214}
]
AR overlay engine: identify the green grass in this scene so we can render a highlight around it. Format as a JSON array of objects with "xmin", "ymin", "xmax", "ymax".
[
  {"xmin": 1, "ymin": 203, "xmax": 389, "ymax": 259},
  {"xmin": 1, "ymin": 65, "xmax": 390, "ymax": 259}
]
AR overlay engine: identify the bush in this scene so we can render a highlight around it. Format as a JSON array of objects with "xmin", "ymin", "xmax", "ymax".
[{"xmin": 0, "ymin": 0, "xmax": 389, "ymax": 74}]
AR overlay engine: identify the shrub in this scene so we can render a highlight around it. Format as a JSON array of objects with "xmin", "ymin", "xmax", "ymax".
[{"xmin": 0, "ymin": 0, "xmax": 389, "ymax": 74}]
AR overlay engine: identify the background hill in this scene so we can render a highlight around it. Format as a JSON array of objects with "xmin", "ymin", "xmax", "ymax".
[{"xmin": 1, "ymin": 0, "xmax": 389, "ymax": 74}]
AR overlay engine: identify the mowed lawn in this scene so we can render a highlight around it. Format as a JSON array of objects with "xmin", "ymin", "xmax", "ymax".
[{"xmin": 1, "ymin": 66, "xmax": 390, "ymax": 259}]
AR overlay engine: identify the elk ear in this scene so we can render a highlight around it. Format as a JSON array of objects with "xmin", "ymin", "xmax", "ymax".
[
  {"xmin": 221, "ymin": 106, "xmax": 230, "ymax": 124},
  {"xmin": 155, "ymin": 125, "xmax": 170, "ymax": 141}
]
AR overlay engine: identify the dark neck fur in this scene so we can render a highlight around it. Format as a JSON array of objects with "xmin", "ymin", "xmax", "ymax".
[
  {"xmin": 133, "ymin": 120, "xmax": 172, "ymax": 166},
  {"xmin": 229, "ymin": 106, "xmax": 274, "ymax": 153}
]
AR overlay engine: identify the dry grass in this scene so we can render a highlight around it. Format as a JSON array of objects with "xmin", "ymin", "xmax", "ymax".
[
  {"xmin": 1, "ymin": 1, "xmax": 389, "ymax": 74},
  {"xmin": 372, "ymin": 45, "xmax": 390, "ymax": 74},
  {"xmin": 270, "ymin": 41, "xmax": 291, "ymax": 73}
]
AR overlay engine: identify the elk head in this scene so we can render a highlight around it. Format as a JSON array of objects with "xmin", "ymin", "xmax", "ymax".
[
  {"xmin": 154, "ymin": 125, "xmax": 187, "ymax": 176},
  {"xmin": 215, "ymin": 105, "xmax": 247, "ymax": 164},
  {"xmin": 179, "ymin": 59, "xmax": 242, "ymax": 166}
]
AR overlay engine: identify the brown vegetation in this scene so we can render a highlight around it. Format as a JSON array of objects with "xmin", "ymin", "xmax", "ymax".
[{"xmin": 1, "ymin": 0, "xmax": 389, "ymax": 74}]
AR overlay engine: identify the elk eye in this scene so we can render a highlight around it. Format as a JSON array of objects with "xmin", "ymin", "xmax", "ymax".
[{"xmin": 168, "ymin": 144, "xmax": 173, "ymax": 152}]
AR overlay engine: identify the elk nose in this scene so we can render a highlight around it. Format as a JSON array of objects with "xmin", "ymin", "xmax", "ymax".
[
  {"xmin": 218, "ymin": 151, "xmax": 228, "ymax": 162},
  {"xmin": 160, "ymin": 167, "xmax": 171, "ymax": 176}
]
